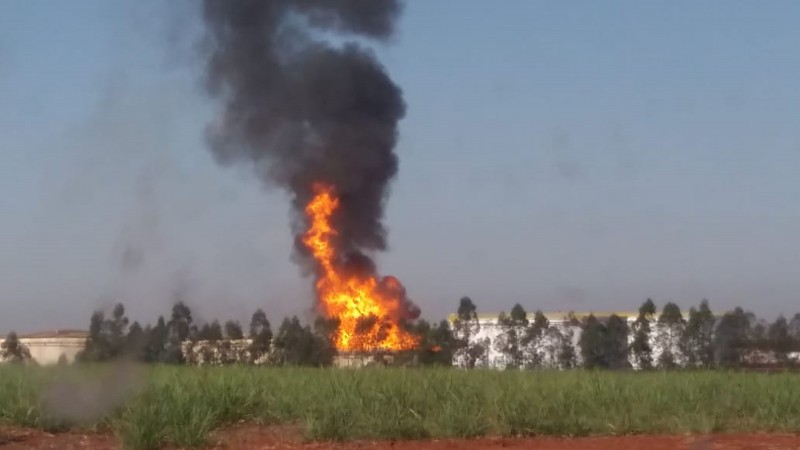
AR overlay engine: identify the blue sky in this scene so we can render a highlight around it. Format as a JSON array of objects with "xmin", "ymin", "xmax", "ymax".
[{"xmin": 1, "ymin": 1, "xmax": 800, "ymax": 332}]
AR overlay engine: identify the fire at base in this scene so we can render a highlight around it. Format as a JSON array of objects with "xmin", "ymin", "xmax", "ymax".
[{"xmin": 302, "ymin": 183, "xmax": 419, "ymax": 352}]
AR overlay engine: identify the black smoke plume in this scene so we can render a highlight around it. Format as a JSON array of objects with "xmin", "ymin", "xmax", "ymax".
[{"xmin": 201, "ymin": 0, "xmax": 414, "ymax": 311}]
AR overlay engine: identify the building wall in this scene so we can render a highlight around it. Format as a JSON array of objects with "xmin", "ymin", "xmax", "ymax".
[
  {"xmin": 448, "ymin": 312, "xmax": 657, "ymax": 369},
  {"xmin": 450, "ymin": 317, "xmax": 585, "ymax": 369},
  {"xmin": 448, "ymin": 311, "xmax": 800, "ymax": 370},
  {"xmin": 333, "ymin": 353, "xmax": 389, "ymax": 368},
  {"xmin": 0, "ymin": 337, "xmax": 86, "ymax": 365},
  {"xmin": 181, "ymin": 339, "xmax": 259, "ymax": 365}
]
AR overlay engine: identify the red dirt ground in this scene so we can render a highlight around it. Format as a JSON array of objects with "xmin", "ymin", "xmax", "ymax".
[{"xmin": 3, "ymin": 425, "xmax": 800, "ymax": 449}]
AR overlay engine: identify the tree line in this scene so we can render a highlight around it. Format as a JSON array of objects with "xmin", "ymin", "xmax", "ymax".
[
  {"xmin": 4, "ymin": 296, "xmax": 799, "ymax": 369},
  {"xmin": 67, "ymin": 301, "xmax": 457, "ymax": 367}
]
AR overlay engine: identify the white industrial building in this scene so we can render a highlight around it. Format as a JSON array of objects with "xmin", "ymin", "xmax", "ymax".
[
  {"xmin": 447, "ymin": 311, "xmax": 685, "ymax": 369},
  {"xmin": 0, "ymin": 329, "xmax": 88, "ymax": 365}
]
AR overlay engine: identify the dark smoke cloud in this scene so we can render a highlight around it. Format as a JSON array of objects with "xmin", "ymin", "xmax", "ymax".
[{"xmin": 201, "ymin": 0, "xmax": 406, "ymax": 268}]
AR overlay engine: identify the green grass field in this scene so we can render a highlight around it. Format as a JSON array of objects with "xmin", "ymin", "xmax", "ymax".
[{"xmin": 2, "ymin": 365, "xmax": 800, "ymax": 449}]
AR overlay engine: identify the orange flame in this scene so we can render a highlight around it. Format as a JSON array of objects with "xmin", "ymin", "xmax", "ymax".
[{"xmin": 302, "ymin": 183, "xmax": 419, "ymax": 352}]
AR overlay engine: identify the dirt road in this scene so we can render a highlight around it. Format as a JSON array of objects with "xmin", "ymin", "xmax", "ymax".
[{"xmin": 3, "ymin": 425, "xmax": 799, "ymax": 449}]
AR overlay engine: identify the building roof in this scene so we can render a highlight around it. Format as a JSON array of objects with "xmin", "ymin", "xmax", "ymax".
[
  {"xmin": 16, "ymin": 329, "xmax": 89, "ymax": 339},
  {"xmin": 447, "ymin": 309, "xmax": 727, "ymax": 323},
  {"xmin": 447, "ymin": 311, "xmax": 638, "ymax": 322}
]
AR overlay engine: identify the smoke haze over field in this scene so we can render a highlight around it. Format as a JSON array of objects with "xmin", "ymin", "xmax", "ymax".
[{"xmin": 3, "ymin": 1, "xmax": 800, "ymax": 332}]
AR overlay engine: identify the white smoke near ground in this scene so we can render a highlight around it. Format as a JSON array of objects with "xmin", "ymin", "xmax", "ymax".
[{"xmin": 39, "ymin": 362, "xmax": 144, "ymax": 425}]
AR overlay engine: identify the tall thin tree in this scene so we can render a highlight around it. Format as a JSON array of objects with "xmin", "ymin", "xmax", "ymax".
[
  {"xmin": 452, "ymin": 296, "xmax": 486, "ymax": 368},
  {"xmin": 657, "ymin": 302, "xmax": 685, "ymax": 369},
  {"xmin": 495, "ymin": 303, "xmax": 529, "ymax": 369},
  {"xmin": 605, "ymin": 314, "xmax": 631, "ymax": 370},
  {"xmin": 248, "ymin": 309, "xmax": 273, "ymax": 364},
  {"xmin": 682, "ymin": 299, "xmax": 716, "ymax": 368},
  {"xmin": 631, "ymin": 299, "xmax": 656, "ymax": 370}
]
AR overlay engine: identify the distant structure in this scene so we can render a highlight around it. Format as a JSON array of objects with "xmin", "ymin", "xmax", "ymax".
[
  {"xmin": 443, "ymin": 311, "xmax": 715, "ymax": 369},
  {"xmin": 181, "ymin": 339, "xmax": 256, "ymax": 365},
  {"xmin": 0, "ymin": 329, "xmax": 88, "ymax": 365},
  {"xmin": 333, "ymin": 353, "xmax": 385, "ymax": 368},
  {"xmin": 333, "ymin": 351, "xmax": 416, "ymax": 368},
  {"xmin": 447, "ymin": 311, "xmax": 631, "ymax": 369},
  {"xmin": 447, "ymin": 310, "xmax": 800, "ymax": 370}
]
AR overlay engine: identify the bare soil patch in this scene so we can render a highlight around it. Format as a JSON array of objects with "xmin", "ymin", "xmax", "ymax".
[
  {"xmin": 207, "ymin": 426, "xmax": 800, "ymax": 450},
  {"xmin": 3, "ymin": 425, "xmax": 800, "ymax": 449},
  {"xmin": 0, "ymin": 426, "xmax": 117, "ymax": 450}
]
